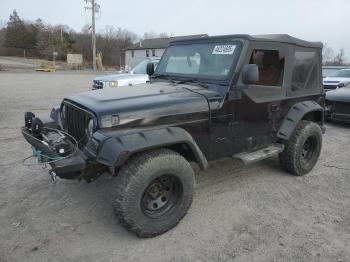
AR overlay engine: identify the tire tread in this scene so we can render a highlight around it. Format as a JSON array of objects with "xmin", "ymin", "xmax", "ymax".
[
  {"xmin": 111, "ymin": 148, "xmax": 194, "ymax": 237},
  {"xmin": 279, "ymin": 120, "xmax": 322, "ymax": 176}
]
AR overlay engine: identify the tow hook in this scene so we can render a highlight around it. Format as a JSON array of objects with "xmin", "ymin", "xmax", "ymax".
[{"xmin": 49, "ymin": 170, "xmax": 57, "ymax": 182}]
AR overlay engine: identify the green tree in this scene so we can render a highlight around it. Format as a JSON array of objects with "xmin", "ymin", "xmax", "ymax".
[
  {"xmin": 5, "ymin": 10, "xmax": 26, "ymax": 48},
  {"xmin": 5, "ymin": 10, "xmax": 37, "ymax": 49}
]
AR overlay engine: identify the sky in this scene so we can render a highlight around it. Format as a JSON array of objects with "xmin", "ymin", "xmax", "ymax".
[{"xmin": 0, "ymin": 0, "xmax": 348, "ymax": 58}]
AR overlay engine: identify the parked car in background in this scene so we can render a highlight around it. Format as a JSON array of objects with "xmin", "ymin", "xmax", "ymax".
[
  {"xmin": 92, "ymin": 58, "xmax": 160, "ymax": 90},
  {"xmin": 322, "ymin": 66, "xmax": 348, "ymax": 78},
  {"xmin": 323, "ymin": 68, "xmax": 350, "ymax": 91},
  {"xmin": 325, "ymin": 85, "xmax": 350, "ymax": 123}
]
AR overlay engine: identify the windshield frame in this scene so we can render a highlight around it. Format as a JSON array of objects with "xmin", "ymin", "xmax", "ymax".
[{"xmin": 153, "ymin": 40, "xmax": 243, "ymax": 84}]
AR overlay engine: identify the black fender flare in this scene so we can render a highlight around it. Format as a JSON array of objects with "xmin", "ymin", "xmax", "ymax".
[
  {"xmin": 95, "ymin": 127, "xmax": 208, "ymax": 170},
  {"xmin": 277, "ymin": 101, "xmax": 324, "ymax": 140}
]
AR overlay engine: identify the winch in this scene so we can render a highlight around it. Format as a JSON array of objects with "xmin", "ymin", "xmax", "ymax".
[
  {"xmin": 23, "ymin": 112, "xmax": 76, "ymax": 162},
  {"xmin": 22, "ymin": 112, "xmax": 87, "ymax": 180}
]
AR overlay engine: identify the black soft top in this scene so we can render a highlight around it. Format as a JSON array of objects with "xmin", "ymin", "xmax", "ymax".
[{"xmin": 170, "ymin": 34, "xmax": 322, "ymax": 49}]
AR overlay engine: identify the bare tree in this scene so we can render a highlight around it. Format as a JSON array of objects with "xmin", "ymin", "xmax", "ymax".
[
  {"xmin": 0, "ymin": 28, "xmax": 5, "ymax": 47},
  {"xmin": 143, "ymin": 31, "xmax": 170, "ymax": 39},
  {"xmin": 0, "ymin": 10, "xmax": 172, "ymax": 67},
  {"xmin": 333, "ymin": 48, "xmax": 346, "ymax": 66},
  {"xmin": 96, "ymin": 25, "xmax": 137, "ymax": 67},
  {"xmin": 158, "ymin": 32, "xmax": 170, "ymax": 38},
  {"xmin": 81, "ymin": 24, "xmax": 91, "ymax": 34},
  {"xmin": 0, "ymin": 19, "xmax": 6, "ymax": 29},
  {"xmin": 143, "ymin": 30, "xmax": 158, "ymax": 39},
  {"xmin": 322, "ymin": 43, "xmax": 334, "ymax": 66}
]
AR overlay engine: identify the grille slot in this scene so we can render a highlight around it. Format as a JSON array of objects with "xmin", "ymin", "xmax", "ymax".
[
  {"xmin": 334, "ymin": 102, "xmax": 350, "ymax": 114},
  {"xmin": 93, "ymin": 80, "xmax": 103, "ymax": 89},
  {"xmin": 332, "ymin": 114, "xmax": 350, "ymax": 123},
  {"xmin": 323, "ymin": 84, "xmax": 338, "ymax": 90},
  {"xmin": 63, "ymin": 102, "xmax": 93, "ymax": 147}
]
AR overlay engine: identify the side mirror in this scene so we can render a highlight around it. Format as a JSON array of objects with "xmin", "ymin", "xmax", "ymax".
[
  {"xmin": 241, "ymin": 64, "xmax": 259, "ymax": 85},
  {"xmin": 146, "ymin": 63, "xmax": 155, "ymax": 76}
]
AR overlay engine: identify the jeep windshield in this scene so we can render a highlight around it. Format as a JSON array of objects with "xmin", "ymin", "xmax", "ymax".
[{"xmin": 154, "ymin": 42, "xmax": 241, "ymax": 81}]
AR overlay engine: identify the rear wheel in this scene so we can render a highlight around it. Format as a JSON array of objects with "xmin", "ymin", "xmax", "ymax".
[
  {"xmin": 111, "ymin": 149, "xmax": 195, "ymax": 237},
  {"xmin": 279, "ymin": 120, "xmax": 322, "ymax": 176}
]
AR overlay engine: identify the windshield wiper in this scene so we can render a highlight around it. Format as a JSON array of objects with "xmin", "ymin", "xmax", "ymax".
[
  {"xmin": 175, "ymin": 79, "xmax": 209, "ymax": 89},
  {"xmin": 152, "ymin": 74, "xmax": 173, "ymax": 80}
]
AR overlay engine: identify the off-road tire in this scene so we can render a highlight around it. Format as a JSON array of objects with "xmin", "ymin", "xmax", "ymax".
[
  {"xmin": 279, "ymin": 120, "xmax": 322, "ymax": 176},
  {"xmin": 111, "ymin": 148, "xmax": 195, "ymax": 238}
]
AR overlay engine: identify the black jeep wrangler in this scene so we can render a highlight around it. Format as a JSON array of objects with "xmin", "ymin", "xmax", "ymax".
[{"xmin": 22, "ymin": 34, "xmax": 325, "ymax": 237}]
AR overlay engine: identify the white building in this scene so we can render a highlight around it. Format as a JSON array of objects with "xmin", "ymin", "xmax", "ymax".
[{"xmin": 125, "ymin": 34, "xmax": 207, "ymax": 69}]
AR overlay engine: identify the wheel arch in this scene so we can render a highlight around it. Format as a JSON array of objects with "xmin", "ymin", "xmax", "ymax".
[
  {"xmin": 302, "ymin": 110, "xmax": 323, "ymax": 124},
  {"xmin": 95, "ymin": 127, "xmax": 208, "ymax": 171},
  {"xmin": 277, "ymin": 101, "xmax": 324, "ymax": 141}
]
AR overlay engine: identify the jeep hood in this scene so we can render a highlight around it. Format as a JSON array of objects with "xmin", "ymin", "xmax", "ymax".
[
  {"xmin": 326, "ymin": 87, "xmax": 350, "ymax": 103},
  {"xmin": 94, "ymin": 73, "xmax": 147, "ymax": 82},
  {"xmin": 65, "ymin": 82, "xmax": 223, "ymax": 126}
]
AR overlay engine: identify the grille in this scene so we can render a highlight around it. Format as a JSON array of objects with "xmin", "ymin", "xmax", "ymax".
[
  {"xmin": 334, "ymin": 102, "xmax": 350, "ymax": 114},
  {"xmin": 63, "ymin": 102, "xmax": 92, "ymax": 147},
  {"xmin": 332, "ymin": 114, "xmax": 350, "ymax": 123},
  {"xmin": 93, "ymin": 80, "xmax": 103, "ymax": 89}
]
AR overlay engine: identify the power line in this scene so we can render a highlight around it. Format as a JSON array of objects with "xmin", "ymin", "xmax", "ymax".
[{"xmin": 84, "ymin": 0, "xmax": 100, "ymax": 71}]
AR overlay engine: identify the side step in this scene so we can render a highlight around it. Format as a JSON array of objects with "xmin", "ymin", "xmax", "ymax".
[{"xmin": 234, "ymin": 143, "xmax": 285, "ymax": 165}]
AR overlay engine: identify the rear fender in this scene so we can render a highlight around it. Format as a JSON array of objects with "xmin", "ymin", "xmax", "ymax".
[{"xmin": 277, "ymin": 101, "xmax": 324, "ymax": 140}]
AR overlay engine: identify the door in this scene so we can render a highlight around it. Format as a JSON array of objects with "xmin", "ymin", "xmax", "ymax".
[
  {"xmin": 209, "ymin": 99, "xmax": 236, "ymax": 160},
  {"xmin": 232, "ymin": 44, "xmax": 287, "ymax": 154}
]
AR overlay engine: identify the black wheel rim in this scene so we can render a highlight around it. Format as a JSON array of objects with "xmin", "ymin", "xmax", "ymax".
[
  {"xmin": 301, "ymin": 136, "xmax": 317, "ymax": 161},
  {"xmin": 141, "ymin": 175, "xmax": 182, "ymax": 218}
]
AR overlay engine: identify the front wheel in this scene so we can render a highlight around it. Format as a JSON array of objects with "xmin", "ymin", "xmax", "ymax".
[
  {"xmin": 111, "ymin": 149, "xmax": 195, "ymax": 237},
  {"xmin": 279, "ymin": 120, "xmax": 322, "ymax": 176}
]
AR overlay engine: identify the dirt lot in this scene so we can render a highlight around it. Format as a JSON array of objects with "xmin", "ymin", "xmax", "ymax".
[{"xmin": 0, "ymin": 71, "xmax": 349, "ymax": 262}]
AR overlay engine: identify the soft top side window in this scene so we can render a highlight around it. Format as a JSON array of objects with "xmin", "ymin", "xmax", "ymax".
[
  {"xmin": 291, "ymin": 51, "xmax": 318, "ymax": 92},
  {"xmin": 249, "ymin": 49, "xmax": 285, "ymax": 87}
]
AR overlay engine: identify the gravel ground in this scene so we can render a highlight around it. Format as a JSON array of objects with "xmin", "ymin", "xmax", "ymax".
[{"xmin": 0, "ymin": 71, "xmax": 349, "ymax": 262}]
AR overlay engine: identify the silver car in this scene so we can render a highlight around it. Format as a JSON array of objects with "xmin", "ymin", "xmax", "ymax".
[
  {"xmin": 322, "ymin": 66, "xmax": 348, "ymax": 78},
  {"xmin": 323, "ymin": 68, "xmax": 350, "ymax": 91},
  {"xmin": 92, "ymin": 58, "xmax": 160, "ymax": 90}
]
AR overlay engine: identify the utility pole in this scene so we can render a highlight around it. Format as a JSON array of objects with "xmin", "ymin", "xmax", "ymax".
[{"xmin": 85, "ymin": 0, "xmax": 100, "ymax": 71}]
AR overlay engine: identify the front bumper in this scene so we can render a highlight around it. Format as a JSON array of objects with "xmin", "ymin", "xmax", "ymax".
[
  {"xmin": 48, "ymin": 151, "xmax": 87, "ymax": 179},
  {"xmin": 330, "ymin": 113, "xmax": 350, "ymax": 123},
  {"xmin": 21, "ymin": 124, "xmax": 88, "ymax": 180},
  {"xmin": 325, "ymin": 102, "xmax": 350, "ymax": 123}
]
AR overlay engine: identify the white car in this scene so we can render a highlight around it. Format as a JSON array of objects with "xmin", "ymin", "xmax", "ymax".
[
  {"xmin": 92, "ymin": 58, "xmax": 160, "ymax": 90},
  {"xmin": 323, "ymin": 68, "xmax": 350, "ymax": 91},
  {"xmin": 322, "ymin": 66, "xmax": 348, "ymax": 78}
]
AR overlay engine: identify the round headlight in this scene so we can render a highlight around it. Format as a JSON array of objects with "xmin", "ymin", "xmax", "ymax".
[{"xmin": 86, "ymin": 118, "xmax": 94, "ymax": 138}]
